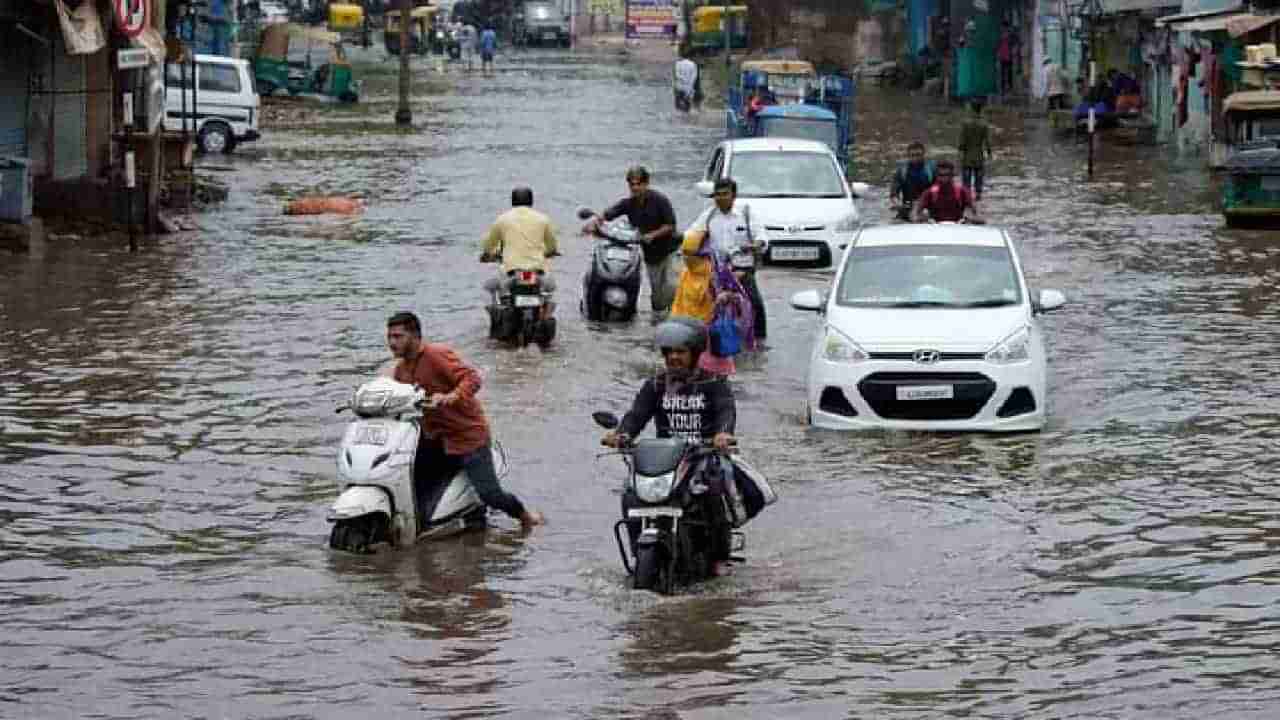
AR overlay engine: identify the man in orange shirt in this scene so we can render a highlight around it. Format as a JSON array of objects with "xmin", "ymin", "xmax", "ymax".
[{"xmin": 385, "ymin": 312, "xmax": 544, "ymax": 530}]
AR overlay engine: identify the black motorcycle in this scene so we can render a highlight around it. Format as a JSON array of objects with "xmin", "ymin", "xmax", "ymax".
[
  {"xmin": 592, "ymin": 411, "xmax": 755, "ymax": 594},
  {"xmin": 486, "ymin": 268, "xmax": 557, "ymax": 348},
  {"xmin": 578, "ymin": 208, "xmax": 644, "ymax": 322}
]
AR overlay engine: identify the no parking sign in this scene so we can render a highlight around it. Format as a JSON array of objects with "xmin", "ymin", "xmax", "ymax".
[{"xmin": 114, "ymin": 0, "xmax": 147, "ymax": 37}]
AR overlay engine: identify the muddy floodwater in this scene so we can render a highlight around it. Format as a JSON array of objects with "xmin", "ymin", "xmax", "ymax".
[{"xmin": 4, "ymin": 43, "xmax": 1280, "ymax": 719}]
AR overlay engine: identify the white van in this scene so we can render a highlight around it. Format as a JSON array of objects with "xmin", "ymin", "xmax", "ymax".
[{"xmin": 165, "ymin": 55, "xmax": 261, "ymax": 154}]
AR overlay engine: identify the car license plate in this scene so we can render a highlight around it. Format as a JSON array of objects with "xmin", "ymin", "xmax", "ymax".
[
  {"xmin": 606, "ymin": 247, "xmax": 633, "ymax": 261},
  {"xmin": 543, "ymin": 31, "xmax": 557, "ymax": 40},
  {"xmin": 896, "ymin": 385, "xmax": 954, "ymax": 401},
  {"xmin": 628, "ymin": 507, "xmax": 683, "ymax": 518},
  {"xmin": 731, "ymin": 253, "xmax": 755, "ymax": 269},
  {"xmin": 514, "ymin": 295, "xmax": 542, "ymax": 307},
  {"xmin": 771, "ymin": 246, "xmax": 821, "ymax": 261}
]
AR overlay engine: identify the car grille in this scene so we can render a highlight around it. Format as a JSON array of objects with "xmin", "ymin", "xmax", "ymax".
[
  {"xmin": 867, "ymin": 352, "xmax": 987, "ymax": 361},
  {"xmin": 857, "ymin": 372, "xmax": 995, "ymax": 420}
]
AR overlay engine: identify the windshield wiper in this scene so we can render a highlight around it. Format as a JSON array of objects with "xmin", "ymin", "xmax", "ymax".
[
  {"xmin": 883, "ymin": 300, "xmax": 952, "ymax": 308},
  {"xmin": 958, "ymin": 299, "xmax": 1017, "ymax": 308}
]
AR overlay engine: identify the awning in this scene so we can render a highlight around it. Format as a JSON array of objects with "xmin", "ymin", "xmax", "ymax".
[
  {"xmin": 1226, "ymin": 14, "xmax": 1280, "ymax": 38},
  {"xmin": 1100, "ymin": 0, "xmax": 1180, "ymax": 15},
  {"xmin": 1155, "ymin": 7, "xmax": 1244, "ymax": 31}
]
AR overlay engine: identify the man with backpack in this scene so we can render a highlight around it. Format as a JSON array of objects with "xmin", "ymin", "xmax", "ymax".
[{"xmin": 889, "ymin": 142, "xmax": 936, "ymax": 221}]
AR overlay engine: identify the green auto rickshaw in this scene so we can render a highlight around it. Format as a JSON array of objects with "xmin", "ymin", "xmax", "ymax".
[{"xmin": 255, "ymin": 23, "xmax": 361, "ymax": 103}]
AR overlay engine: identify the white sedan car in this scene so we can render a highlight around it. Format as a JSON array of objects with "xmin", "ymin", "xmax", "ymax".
[
  {"xmin": 696, "ymin": 138, "xmax": 868, "ymax": 269},
  {"xmin": 790, "ymin": 224, "xmax": 1066, "ymax": 432}
]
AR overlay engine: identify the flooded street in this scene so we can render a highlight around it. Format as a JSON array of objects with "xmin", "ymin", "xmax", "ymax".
[{"xmin": 5, "ymin": 43, "xmax": 1280, "ymax": 718}]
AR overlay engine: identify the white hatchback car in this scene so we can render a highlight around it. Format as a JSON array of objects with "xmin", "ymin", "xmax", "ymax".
[
  {"xmin": 790, "ymin": 224, "xmax": 1066, "ymax": 432},
  {"xmin": 696, "ymin": 138, "xmax": 867, "ymax": 269}
]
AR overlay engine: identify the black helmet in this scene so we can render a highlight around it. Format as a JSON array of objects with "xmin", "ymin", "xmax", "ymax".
[{"xmin": 654, "ymin": 316, "xmax": 707, "ymax": 356}]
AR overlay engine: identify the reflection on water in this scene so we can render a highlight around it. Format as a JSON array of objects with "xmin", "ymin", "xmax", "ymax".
[{"xmin": 2, "ymin": 45, "xmax": 1280, "ymax": 717}]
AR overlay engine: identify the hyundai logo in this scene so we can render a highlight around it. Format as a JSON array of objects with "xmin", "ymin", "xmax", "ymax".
[
  {"xmin": 912, "ymin": 349, "xmax": 941, "ymax": 364},
  {"xmin": 787, "ymin": 224, "xmax": 803, "ymax": 234}
]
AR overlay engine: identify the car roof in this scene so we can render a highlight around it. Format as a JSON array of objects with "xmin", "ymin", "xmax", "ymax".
[
  {"xmin": 722, "ymin": 137, "xmax": 833, "ymax": 154},
  {"xmin": 853, "ymin": 224, "xmax": 1009, "ymax": 248}
]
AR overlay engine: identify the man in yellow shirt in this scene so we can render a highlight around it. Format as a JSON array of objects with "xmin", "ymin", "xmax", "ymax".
[{"xmin": 481, "ymin": 186, "xmax": 559, "ymax": 300}]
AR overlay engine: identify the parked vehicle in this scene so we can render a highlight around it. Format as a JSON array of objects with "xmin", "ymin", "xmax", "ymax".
[
  {"xmin": 486, "ymin": 269, "xmax": 557, "ymax": 348},
  {"xmin": 514, "ymin": 0, "xmax": 570, "ymax": 47},
  {"xmin": 254, "ymin": 23, "xmax": 360, "ymax": 102},
  {"xmin": 164, "ymin": 55, "xmax": 261, "ymax": 154},
  {"xmin": 592, "ymin": 411, "xmax": 775, "ymax": 594},
  {"xmin": 789, "ymin": 224, "xmax": 1066, "ymax": 432},
  {"xmin": 696, "ymin": 138, "xmax": 868, "ymax": 268},
  {"xmin": 328, "ymin": 377, "xmax": 489, "ymax": 553},
  {"xmin": 577, "ymin": 208, "xmax": 644, "ymax": 322},
  {"xmin": 725, "ymin": 60, "xmax": 856, "ymax": 169},
  {"xmin": 688, "ymin": 5, "xmax": 747, "ymax": 53},
  {"xmin": 1220, "ymin": 91, "xmax": 1280, "ymax": 227},
  {"xmin": 384, "ymin": 6, "xmax": 432, "ymax": 54}
]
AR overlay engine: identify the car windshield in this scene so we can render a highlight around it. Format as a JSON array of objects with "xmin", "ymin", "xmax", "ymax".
[
  {"xmin": 730, "ymin": 150, "xmax": 846, "ymax": 198},
  {"xmin": 836, "ymin": 243, "xmax": 1023, "ymax": 308}
]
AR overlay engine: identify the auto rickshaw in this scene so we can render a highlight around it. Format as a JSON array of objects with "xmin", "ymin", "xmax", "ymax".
[
  {"xmin": 1221, "ymin": 90, "xmax": 1280, "ymax": 227},
  {"xmin": 688, "ymin": 5, "xmax": 747, "ymax": 53},
  {"xmin": 255, "ymin": 23, "xmax": 361, "ymax": 102},
  {"xmin": 726, "ymin": 60, "xmax": 857, "ymax": 169},
  {"xmin": 384, "ymin": 6, "xmax": 434, "ymax": 55}
]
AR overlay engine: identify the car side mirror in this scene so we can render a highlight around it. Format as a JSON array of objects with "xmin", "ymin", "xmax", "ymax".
[
  {"xmin": 694, "ymin": 180, "xmax": 714, "ymax": 197},
  {"xmin": 1033, "ymin": 288, "xmax": 1066, "ymax": 314},
  {"xmin": 849, "ymin": 181, "xmax": 869, "ymax": 198},
  {"xmin": 789, "ymin": 289, "xmax": 825, "ymax": 312},
  {"xmin": 592, "ymin": 411, "xmax": 620, "ymax": 429},
  {"xmin": 576, "ymin": 206, "xmax": 595, "ymax": 220}
]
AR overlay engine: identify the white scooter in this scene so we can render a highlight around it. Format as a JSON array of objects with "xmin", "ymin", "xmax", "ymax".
[{"xmin": 328, "ymin": 377, "xmax": 495, "ymax": 553}]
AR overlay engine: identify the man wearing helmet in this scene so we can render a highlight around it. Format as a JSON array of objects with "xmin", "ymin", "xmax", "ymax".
[
  {"xmin": 601, "ymin": 317, "xmax": 737, "ymax": 575},
  {"xmin": 601, "ymin": 316, "xmax": 736, "ymax": 451}
]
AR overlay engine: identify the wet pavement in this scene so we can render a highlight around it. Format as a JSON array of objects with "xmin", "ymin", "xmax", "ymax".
[{"xmin": 4, "ymin": 42, "xmax": 1280, "ymax": 718}]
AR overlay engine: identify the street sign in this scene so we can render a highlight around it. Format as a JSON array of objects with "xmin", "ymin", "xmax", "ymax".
[
  {"xmin": 114, "ymin": 0, "xmax": 148, "ymax": 38},
  {"xmin": 117, "ymin": 47, "xmax": 150, "ymax": 69}
]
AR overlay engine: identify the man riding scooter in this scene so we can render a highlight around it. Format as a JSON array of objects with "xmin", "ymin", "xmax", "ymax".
[
  {"xmin": 601, "ymin": 317, "xmax": 738, "ymax": 576},
  {"xmin": 481, "ymin": 186, "xmax": 560, "ymax": 344}
]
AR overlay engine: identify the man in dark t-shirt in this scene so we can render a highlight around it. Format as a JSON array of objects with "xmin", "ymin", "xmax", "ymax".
[{"xmin": 588, "ymin": 166, "xmax": 679, "ymax": 313}]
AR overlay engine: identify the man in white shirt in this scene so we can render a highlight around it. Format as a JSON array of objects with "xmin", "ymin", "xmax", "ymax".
[
  {"xmin": 686, "ymin": 177, "xmax": 769, "ymax": 338},
  {"xmin": 673, "ymin": 54, "xmax": 701, "ymax": 111},
  {"xmin": 1043, "ymin": 57, "xmax": 1067, "ymax": 110}
]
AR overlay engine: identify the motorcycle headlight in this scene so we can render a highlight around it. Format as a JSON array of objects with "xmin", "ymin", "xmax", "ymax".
[
  {"xmin": 604, "ymin": 286, "xmax": 629, "ymax": 308},
  {"xmin": 985, "ymin": 326, "xmax": 1032, "ymax": 364},
  {"xmin": 834, "ymin": 213, "xmax": 859, "ymax": 233},
  {"xmin": 822, "ymin": 325, "xmax": 868, "ymax": 364},
  {"xmin": 633, "ymin": 473, "xmax": 675, "ymax": 503}
]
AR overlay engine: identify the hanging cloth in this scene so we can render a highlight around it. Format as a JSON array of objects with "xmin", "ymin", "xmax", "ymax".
[{"xmin": 53, "ymin": 0, "xmax": 106, "ymax": 54}]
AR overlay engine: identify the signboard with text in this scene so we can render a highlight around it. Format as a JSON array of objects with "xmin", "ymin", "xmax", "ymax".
[{"xmin": 625, "ymin": 0, "xmax": 676, "ymax": 39}]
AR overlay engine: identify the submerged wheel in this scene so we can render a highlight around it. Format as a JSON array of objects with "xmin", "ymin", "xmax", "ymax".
[
  {"xmin": 633, "ymin": 545, "xmax": 661, "ymax": 591},
  {"xmin": 329, "ymin": 515, "xmax": 390, "ymax": 553}
]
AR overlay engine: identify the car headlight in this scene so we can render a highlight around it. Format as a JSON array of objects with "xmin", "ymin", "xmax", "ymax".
[
  {"xmin": 633, "ymin": 473, "xmax": 675, "ymax": 503},
  {"xmin": 822, "ymin": 325, "xmax": 868, "ymax": 364},
  {"xmin": 985, "ymin": 326, "xmax": 1032, "ymax": 364},
  {"xmin": 834, "ymin": 214, "xmax": 859, "ymax": 233}
]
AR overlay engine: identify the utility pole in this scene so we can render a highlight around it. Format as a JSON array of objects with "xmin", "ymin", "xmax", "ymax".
[{"xmin": 395, "ymin": 0, "xmax": 412, "ymax": 125}]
